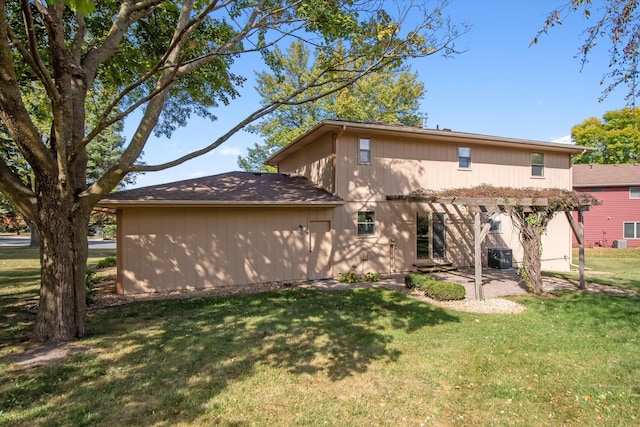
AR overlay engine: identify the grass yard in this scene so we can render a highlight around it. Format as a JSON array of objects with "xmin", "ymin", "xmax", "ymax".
[
  {"xmin": 1, "ymin": 246, "xmax": 639, "ymax": 426},
  {"xmin": 546, "ymin": 247, "xmax": 640, "ymax": 292}
]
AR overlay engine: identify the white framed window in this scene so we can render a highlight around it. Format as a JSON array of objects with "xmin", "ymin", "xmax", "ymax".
[
  {"xmin": 489, "ymin": 214, "xmax": 502, "ymax": 232},
  {"xmin": 623, "ymin": 222, "xmax": 640, "ymax": 239},
  {"xmin": 357, "ymin": 211, "xmax": 375, "ymax": 236},
  {"xmin": 458, "ymin": 146, "xmax": 471, "ymax": 169},
  {"xmin": 531, "ymin": 153, "xmax": 544, "ymax": 177},
  {"xmin": 359, "ymin": 137, "xmax": 371, "ymax": 164},
  {"xmin": 630, "ymin": 187, "xmax": 640, "ymax": 199}
]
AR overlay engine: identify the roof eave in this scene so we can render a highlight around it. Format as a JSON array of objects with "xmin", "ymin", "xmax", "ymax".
[
  {"xmin": 97, "ymin": 200, "xmax": 344, "ymax": 208},
  {"xmin": 574, "ymin": 183, "xmax": 640, "ymax": 188}
]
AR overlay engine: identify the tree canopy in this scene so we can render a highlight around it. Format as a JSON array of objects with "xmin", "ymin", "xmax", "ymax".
[
  {"xmin": 0, "ymin": 0, "xmax": 465, "ymax": 342},
  {"xmin": 238, "ymin": 41, "xmax": 425, "ymax": 172},
  {"xmin": 533, "ymin": 0, "xmax": 640, "ymax": 104},
  {"xmin": 572, "ymin": 107, "xmax": 640, "ymax": 164}
]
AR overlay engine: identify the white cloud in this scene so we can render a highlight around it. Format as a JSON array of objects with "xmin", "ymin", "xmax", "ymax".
[
  {"xmin": 218, "ymin": 147, "xmax": 242, "ymax": 156},
  {"xmin": 189, "ymin": 171, "xmax": 206, "ymax": 178},
  {"xmin": 551, "ymin": 135, "xmax": 573, "ymax": 144}
]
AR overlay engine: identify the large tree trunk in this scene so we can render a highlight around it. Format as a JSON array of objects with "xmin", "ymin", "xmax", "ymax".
[
  {"xmin": 23, "ymin": 217, "xmax": 39, "ymax": 248},
  {"xmin": 31, "ymin": 192, "xmax": 89, "ymax": 343},
  {"xmin": 519, "ymin": 227, "xmax": 544, "ymax": 295}
]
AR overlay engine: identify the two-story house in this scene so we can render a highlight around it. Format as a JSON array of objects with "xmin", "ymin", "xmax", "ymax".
[
  {"xmin": 99, "ymin": 120, "xmax": 586, "ymax": 294},
  {"xmin": 573, "ymin": 163, "xmax": 640, "ymax": 248}
]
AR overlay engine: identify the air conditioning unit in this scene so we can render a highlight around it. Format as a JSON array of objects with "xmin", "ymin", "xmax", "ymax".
[
  {"xmin": 488, "ymin": 248, "xmax": 513, "ymax": 269},
  {"xmin": 613, "ymin": 239, "xmax": 628, "ymax": 249}
]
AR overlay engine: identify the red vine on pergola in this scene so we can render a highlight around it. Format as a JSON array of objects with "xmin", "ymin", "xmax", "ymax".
[{"xmin": 387, "ymin": 185, "xmax": 601, "ymax": 298}]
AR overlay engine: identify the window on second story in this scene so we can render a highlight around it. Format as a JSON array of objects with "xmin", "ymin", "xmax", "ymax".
[
  {"xmin": 357, "ymin": 211, "xmax": 375, "ymax": 236},
  {"xmin": 359, "ymin": 138, "xmax": 371, "ymax": 164},
  {"xmin": 531, "ymin": 153, "xmax": 544, "ymax": 177},
  {"xmin": 630, "ymin": 187, "xmax": 640, "ymax": 199},
  {"xmin": 458, "ymin": 146, "xmax": 471, "ymax": 168}
]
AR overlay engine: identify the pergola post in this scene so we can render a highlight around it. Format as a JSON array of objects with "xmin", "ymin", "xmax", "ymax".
[
  {"xmin": 578, "ymin": 209, "xmax": 586, "ymax": 290},
  {"xmin": 565, "ymin": 209, "xmax": 587, "ymax": 290},
  {"xmin": 474, "ymin": 211, "xmax": 483, "ymax": 300}
]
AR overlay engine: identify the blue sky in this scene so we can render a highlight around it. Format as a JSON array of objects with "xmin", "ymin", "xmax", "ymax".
[{"xmin": 128, "ymin": 0, "xmax": 627, "ymax": 188}]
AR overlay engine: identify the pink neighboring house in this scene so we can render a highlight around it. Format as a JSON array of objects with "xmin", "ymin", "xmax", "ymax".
[{"xmin": 573, "ymin": 164, "xmax": 640, "ymax": 248}]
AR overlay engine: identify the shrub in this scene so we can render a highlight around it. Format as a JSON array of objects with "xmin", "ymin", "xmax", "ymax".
[
  {"xmin": 363, "ymin": 272, "xmax": 381, "ymax": 282},
  {"xmin": 95, "ymin": 256, "xmax": 117, "ymax": 269},
  {"xmin": 423, "ymin": 281, "xmax": 466, "ymax": 301},
  {"xmin": 404, "ymin": 274, "xmax": 433, "ymax": 290},
  {"xmin": 86, "ymin": 268, "xmax": 99, "ymax": 303},
  {"xmin": 405, "ymin": 274, "xmax": 466, "ymax": 301},
  {"xmin": 103, "ymin": 224, "xmax": 116, "ymax": 240},
  {"xmin": 338, "ymin": 272, "xmax": 361, "ymax": 283}
]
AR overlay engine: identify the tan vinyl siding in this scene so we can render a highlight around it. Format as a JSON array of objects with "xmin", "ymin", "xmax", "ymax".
[
  {"xmin": 334, "ymin": 132, "xmax": 573, "ymax": 201},
  {"xmin": 278, "ymin": 133, "xmax": 335, "ymax": 193},
  {"xmin": 118, "ymin": 207, "xmax": 334, "ymax": 294},
  {"xmin": 327, "ymin": 200, "xmax": 570, "ymax": 275}
]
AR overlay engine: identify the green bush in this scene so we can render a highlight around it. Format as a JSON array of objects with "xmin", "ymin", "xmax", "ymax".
[
  {"xmin": 404, "ymin": 274, "xmax": 465, "ymax": 301},
  {"xmin": 95, "ymin": 256, "xmax": 117, "ymax": 269},
  {"xmin": 338, "ymin": 272, "xmax": 361, "ymax": 283},
  {"xmin": 103, "ymin": 224, "xmax": 116, "ymax": 240},
  {"xmin": 423, "ymin": 281, "xmax": 466, "ymax": 301},
  {"xmin": 363, "ymin": 272, "xmax": 381, "ymax": 282},
  {"xmin": 404, "ymin": 274, "xmax": 433, "ymax": 290},
  {"xmin": 86, "ymin": 268, "xmax": 99, "ymax": 303}
]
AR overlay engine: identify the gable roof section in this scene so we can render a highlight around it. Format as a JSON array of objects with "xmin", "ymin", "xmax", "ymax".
[
  {"xmin": 98, "ymin": 172, "xmax": 344, "ymax": 208},
  {"xmin": 573, "ymin": 163, "xmax": 640, "ymax": 187},
  {"xmin": 265, "ymin": 120, "xmax": 590, "ymax": 166}
]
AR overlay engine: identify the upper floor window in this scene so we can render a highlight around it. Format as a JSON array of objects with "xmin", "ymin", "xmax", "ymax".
[
  {"xmin": 359, "ymin": 137, "xmax": 371, "ymax": 164},
  {"xmin": 357, "ymin": 211, "xmax": 375, "ymax": 236},
  {"xmin": 630, "ymin": 187, "xmax": 640, "ymax": 199},
  {"xmin": 623, "ymin": 222, "xmax": 640, "ymax": 239},
  {"xmin": 531, "ymin": 153, "xmax": 544, "ymax": 177},
  {"xmin": 458, "ymin": 146, "xmax": 471, "ymax": 168},
  {"xmin": 590, "ymin": 188, "xmax": 603, "ymax": 192}
]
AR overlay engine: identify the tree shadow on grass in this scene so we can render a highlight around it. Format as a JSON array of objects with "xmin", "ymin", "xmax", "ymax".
[{"xmin": 0, "ymin": 287, "xmax": 459, "ymax": 425}]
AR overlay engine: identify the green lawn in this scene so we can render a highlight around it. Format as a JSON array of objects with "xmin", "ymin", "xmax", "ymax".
[
  {"xmin": 546, "ymin": 247, "xmax": 640, "ymax": 292},
  {"xmin": 1, "ymin": 246, "xmax": 639, "ymax": 426}
]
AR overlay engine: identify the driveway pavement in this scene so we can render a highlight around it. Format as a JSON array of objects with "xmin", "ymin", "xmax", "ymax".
[{"xmin": 0, "ymin": 235, "xmax": 116, "ymax": 249}]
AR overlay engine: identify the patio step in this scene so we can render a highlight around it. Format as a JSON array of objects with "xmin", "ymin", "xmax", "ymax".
[{"xmin": 413, "ymin": 260, "xmax": 457, "ymax": 273}]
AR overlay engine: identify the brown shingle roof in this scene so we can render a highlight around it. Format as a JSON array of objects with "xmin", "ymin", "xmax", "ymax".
[
  {"xmin": 98, "ymin": 172, "xmax": 343, "ymax": 207},
  {"xmin": 573, "ymin": 164, "xmax": 640, "ymax": 187}
]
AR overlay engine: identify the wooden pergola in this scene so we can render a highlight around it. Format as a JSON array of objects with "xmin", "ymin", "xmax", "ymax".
[{"xmin": 387, "ymin": 192, "xmax": 601, "ymax": 300}]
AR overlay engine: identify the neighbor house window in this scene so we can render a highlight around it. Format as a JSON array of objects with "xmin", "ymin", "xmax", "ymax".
[
  {"xmin": 531, "ymin": 153, "xmax": 544, "ymax": 177},
  {"xmin": 458, "ymin": 146, "xmax": 471, "ymax": 168},
  {"xmin": 357, "ymin": 211, "xmax": 375, "ymax": 236},
  {"xmin": 489, "ymin": 214, "xmax": 502, "ymax": 232},
  {"xmin": 623, "ymin": 222, "xmax": 640, "ymax": 239},
  {"xmin": 630, "ymin": 187, "xmax": 640, "ymax": 199},
  {"xmin": 359, "ymin": 137, "xmax": 371, "ymax": 164},
  {"xmin": 590, "ymin": 187, "xmax": 603, "ymax": 192}
]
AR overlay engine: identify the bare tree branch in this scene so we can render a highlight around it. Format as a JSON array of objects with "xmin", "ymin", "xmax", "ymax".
[
  {"xmin": 19, "ymin": 0, "xmax": 59, "ymax": 104},
  {"xmin": 0, "ymin": 156, "xmax": 37, "ymax": 221}
]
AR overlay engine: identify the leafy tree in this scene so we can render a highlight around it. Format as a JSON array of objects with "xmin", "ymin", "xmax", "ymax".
[
  {"xmin": 0, "ymin": 0, "xmax": 465, "ymax": 342},
  {"xmin": 572, "ymin": 107, "xmax": 640, "ymax": 164},
  {"xmin": 533, "ymin": 0, "xmax": 640, "ymax": 104},
  {"xmin": 0, "ymin": 86, "xmax": 135, "ymax": 247},
  {"xmin": 239, "ymin": 41, "xmax": 425, "ymax": 172}
]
